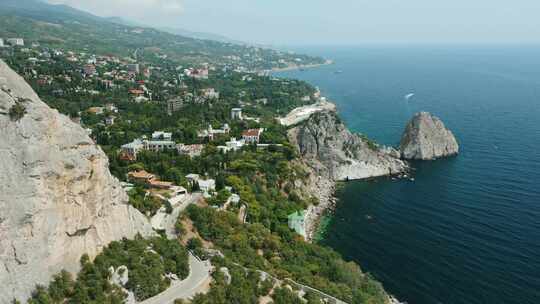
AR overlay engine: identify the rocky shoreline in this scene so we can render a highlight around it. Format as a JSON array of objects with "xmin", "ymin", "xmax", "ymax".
[
  {"xmin": 300, "ymin": 167, "xmax": 337, "ymax": 242},
  {"xmin": 288, "ymin": 107, "xmax": 409, "ymax": 242},
  {"xmin": 288, "ymin": 100, "xmax": 457, "ymax": 304},
  {"xmin": 289, "ymin": 104, "xmax": 457, "ymax": 243}
]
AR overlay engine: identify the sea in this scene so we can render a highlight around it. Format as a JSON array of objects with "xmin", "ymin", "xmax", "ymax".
[{"xmin": 276, "ymin": 46, "xmax": 540, "ymax": 304}]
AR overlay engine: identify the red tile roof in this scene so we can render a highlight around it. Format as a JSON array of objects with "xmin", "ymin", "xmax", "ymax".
[{"xmin": 242, "ymin": 129, "xmax": 261, "ymax": 137}]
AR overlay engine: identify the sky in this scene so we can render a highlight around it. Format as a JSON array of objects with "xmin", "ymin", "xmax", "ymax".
[{"xmin": 46, "ymin": 0, "xmax": 540, "ymax": 45}]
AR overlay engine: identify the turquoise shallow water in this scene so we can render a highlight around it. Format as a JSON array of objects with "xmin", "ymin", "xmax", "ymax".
[{"xmin": 278, "ymin": 46, "xmax": 540, "ymax": 304}]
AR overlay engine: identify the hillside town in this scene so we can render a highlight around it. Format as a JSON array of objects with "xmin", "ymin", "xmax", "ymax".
[
  {"xmin": 0, "ymin": 10, "xmax": 393, "ymax": 302},
  {"xmin": 0, "ymin": 34, "xmax": 327, "ymax": 231}
]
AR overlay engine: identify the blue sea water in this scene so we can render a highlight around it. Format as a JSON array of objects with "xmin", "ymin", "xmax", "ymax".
[{"xmin": 277, "ymin": 46, "xmax": 540, "ymax": 304}]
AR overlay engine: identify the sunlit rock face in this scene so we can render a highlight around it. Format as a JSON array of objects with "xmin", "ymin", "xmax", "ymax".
[
  {"xmin": 290, "ymin": 111, "xmax": 408, "ymax": 181},
  {"xmin": 0, "ymin": 60, "xmax": 153, "ymax": 303},
  {"xmin": 400, "ymin": 112, "xmax": 459, "ymax": 160}
]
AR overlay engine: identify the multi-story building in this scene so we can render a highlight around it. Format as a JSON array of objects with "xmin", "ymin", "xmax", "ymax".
[
  {"xmin": 121, "ymin": 139, "xmax": 145, "ymax": 160},
  {"xmin": 144, "ymin": 140, "xmax": 175, "ymax": 152},
  {"xmin": 167, "ymin": 97, "xmax": 185, "ymax": 115},
  {"xmin": 242, "ymin": 128, "xmax": 264, "ymax": 144}
]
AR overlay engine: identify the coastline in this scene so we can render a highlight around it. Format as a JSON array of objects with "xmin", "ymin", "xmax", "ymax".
[
  {"xmin": 303, "ymin": 171, "xmax": 337, "ymax": 242},
  {"xmin": 267, "ymin": 60, "xmax": 333, "ymax": 73},
  {"xmin": 289, "ymin": 96, "xmax": 408, "ymax": 304}
]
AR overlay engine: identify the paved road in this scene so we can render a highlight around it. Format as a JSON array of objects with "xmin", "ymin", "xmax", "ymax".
[
  {"xmin": 140, "ymin": 253, "xmax": 212, "ymax": 304},
  {"xmin": 150, "ymin": 193, "xmax": 202, "ymax": 239}
]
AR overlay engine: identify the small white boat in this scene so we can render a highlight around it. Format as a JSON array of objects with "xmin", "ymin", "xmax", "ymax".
[{"xmin": 405, "ymin": 93, "xmax": 415, "ymax": 100}]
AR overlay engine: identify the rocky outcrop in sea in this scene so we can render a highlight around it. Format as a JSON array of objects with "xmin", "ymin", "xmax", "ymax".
[
  {"xmin": 400, "ymin": 111, "xmax": 459, "ymax": 160},
  {"xmin": 0, "ymin": 60, "xmax": 153, "ymax": 303}
]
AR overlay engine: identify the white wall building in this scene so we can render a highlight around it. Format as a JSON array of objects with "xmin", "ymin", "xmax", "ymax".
[
  {"xmin": 198, "ymin": 124, "xmax": 230, "ymax": 141},
  {"xmin": 152, "ymin": 131, "xmax": 173, "ymax": 141},
  {"xmin": 145, "ymin": 140, "xmax": 175, "ymax": 152},
  {"xmin": 242, "ymin": 128, "xmax": 264, "ymax": 144},
  {"xmin": 231, "ymin": 108, "xmax": 243, "ymax": 120},
  {"xmin": 201, "ymin": 88, "xmax": 220, "ymax": 99},
  {"xmin": 217, "ymin": 138, "xmax": 245, "ymax": 153},
  {"xmin": 199, "ymin": 179, "xmax": 216, "ymax": 194},
  {"xmin": 6, "ymin": 38, "xmax": 24, "ymax": 46}
]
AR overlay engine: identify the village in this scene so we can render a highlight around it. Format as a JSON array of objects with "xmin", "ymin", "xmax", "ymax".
[{"xmin": 1, "ymin": 34, "xmax": 327, "ymax": 242}]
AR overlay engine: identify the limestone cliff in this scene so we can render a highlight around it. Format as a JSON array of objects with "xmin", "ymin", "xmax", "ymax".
[
  {"xmin": 289, "ymin": 111, "xmax": 407, "ymax": 241},
  {"xmin": 290, "ymin": 111, "xmax": 408, "ymax": 181},
  {"xmin": 0, "ymin": 60, "xmax": 153, "ymax": 303},
  {"xmin": 399, "ymin": 112, "xmax": 459, "ymax": 160}
]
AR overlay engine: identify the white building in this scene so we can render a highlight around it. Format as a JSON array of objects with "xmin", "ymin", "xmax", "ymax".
[
  {"xmin": 201, "ymin": 88, "xmax": 220, "ymax": 99},
  {"xmin": 198, "ymin": 124, "xmax": 230, "ymax": 141},
  {"xmin": 6, "ymin": 38, "xmax": 24, "ymax": 46},
  {"xmin": 231, "ymin": 108, "xmax": 243, "ymax": 120},
  {"xmin": 134, "ymin": 96, "xmax": 149, "ymax": 103},
  {"xmin": 0, "ymin": 39, "xmax": 4, "ymax": 47},
  {"xmin": 217, "ymin": 138, "xmax": 245, "ymax": 153},
  {"xmin": 152, "ymin": 131, "xmax": 173, "ymax": 141},
  {"xmin": 145, "ymin": 140, "xmax": 175, "ymax": 152},
  {"xmin": 121, "ymin": 132, "xmax": 174, "ymax": 158},
  {"xmin": 199, "ymin": 179, "xmax": 216, "ymax": 194}
]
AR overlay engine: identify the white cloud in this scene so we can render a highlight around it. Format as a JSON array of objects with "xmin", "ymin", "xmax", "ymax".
[{"xmin": 47, "ymin": 0, "xmax": 184, "ymax": 25}]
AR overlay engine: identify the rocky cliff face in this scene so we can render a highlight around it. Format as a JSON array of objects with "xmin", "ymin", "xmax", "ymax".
[
  {"xmin": 399, "ymin": 112, "xmax": 459, "ymax": 160},
  {"xmin": 0, "ymin": 60, "xmax": 153, "ymax": 303},
  {"xmin": 289, "ymin": 111, "xmax": 407, "ymax": 181}
]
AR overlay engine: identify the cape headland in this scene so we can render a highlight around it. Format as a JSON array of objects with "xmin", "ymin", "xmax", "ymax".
[{"xmin": 285, "ymin": 105, "xmax": 458, "ymax": 242}]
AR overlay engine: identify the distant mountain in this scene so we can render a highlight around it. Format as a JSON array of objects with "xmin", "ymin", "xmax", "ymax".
[
  {"xmin": 1, "ymin": 0, "xmax": 104, "ymax": 23},
  {"xmin": 159, "ymin": 27, "xmax": 246, "ymax": 45},
  {"xmin": 0, "ymin": 0, "xmax": 326, "ymax": 70},
  {"xmin": 104, "ymin": 15, "xmax": 246, "ymax": 45},
  {"xmin": 104, "ymin": 16, "xmax": 142, "ymax": 27}
]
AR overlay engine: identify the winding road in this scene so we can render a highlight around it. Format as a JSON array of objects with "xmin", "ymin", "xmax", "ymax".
[{"xmin": 140, "ymin": 253, "xmax": 212, "ymax": 304}]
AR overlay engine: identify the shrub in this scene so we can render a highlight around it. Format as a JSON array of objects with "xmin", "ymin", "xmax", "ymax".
[{"xmin": 9, "ymin": 103, "xmax": 26, "ymax": 121}]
